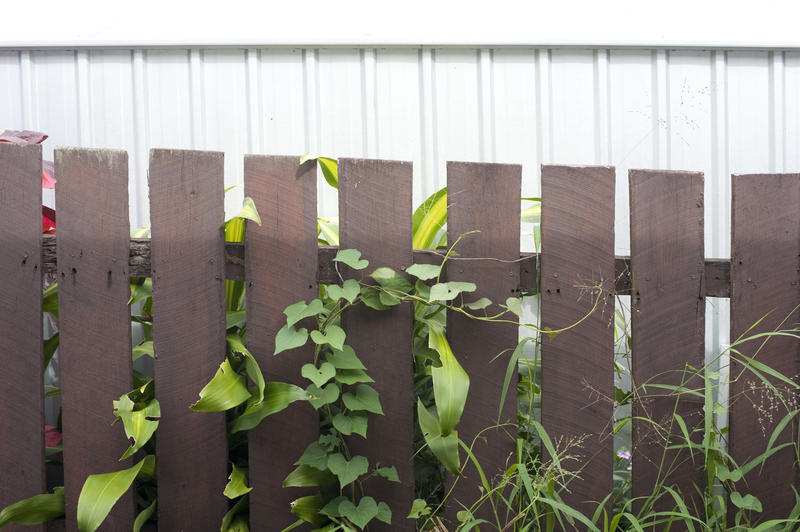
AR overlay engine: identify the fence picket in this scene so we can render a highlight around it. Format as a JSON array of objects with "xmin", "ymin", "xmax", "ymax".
[
  {"xmin": 245, "ymin": 155, "xmax": 319, "ymax": 530},
  {"xmin": 540, "ymin": 164, "xmax": 616, "ymax": 521},
  {"xmin": 0, "ymin": 143, "xmax": 45, "ymax": 532},
  {"xmin": 55, "ymin": 148, "xmax": 134, "ymax": 530},
  {"xmin": 730, "ymin": 173, "xmax": 800, "ymax": 520},
  {"xmin": 338, "ymin": 158, "xmax": 415, "ymax": 531},
  {"xmin": 149, "ymin": 149, "xmax": 229, "ymax": 529},
  {"xmin": 630, "ymin": 170, "xmax": 706, "ymax": 524},
  {"xmin": 445, "ymin": 161, "xmax": 521, "ymax": 524}
]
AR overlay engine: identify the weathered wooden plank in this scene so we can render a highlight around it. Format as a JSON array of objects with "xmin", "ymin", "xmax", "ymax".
[
  {"xmin": 0, "ymin": 143, "xmax": 45, "ymax": 532},
  {"xmin": 729, "ymin": 173, "xmax": 800, "ymax": 520},
  {"xmin": 338, "ymin": 158, "xmax": 414, "ymax": 531},
  {"xmin": 630, "ymin": 170, "xmax": 705, "ymax": 524},
  {"xmin": 245, "ymin": 156, "xmax": 319, "ymax": 529},
  {"xmin": 444, "ymin": 162, "xmax": 521, "ymax": 524},
  {"xmin": 150, "ymin": 149, "xmax": 228, "ymax": 530},
  {"xmin": 55, "ymin": 148, "xmax": 134, "ymax": 530},
  {"xmin": 540, "ymin": 165, "xmax": 616, "ymax": 522}
]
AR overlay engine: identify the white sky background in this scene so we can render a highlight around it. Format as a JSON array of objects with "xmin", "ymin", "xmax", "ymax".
[{"xmin": 2, "ymin": 0, "xmax": 800, "ymax": 48}]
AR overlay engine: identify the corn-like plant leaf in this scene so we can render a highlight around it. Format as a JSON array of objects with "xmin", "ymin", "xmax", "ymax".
[
  {"xmin": 416, "ymin": 399, "xmax": 460, "ymax": 475},
  {"xmin": 230, "ymin": 382, "xmax": 309, "ymax": 432},
  {"xmin": 317, "ymin": 217, "xmax": 339, "ymax": 246},
  {"xmin": 412, "ymin": 187, "xmax": 447, "ymax": 249},
  {"xmin": 77, "ymin": 455, "xmax": 153, "ymax": 532},
  {"xmin": 190, "ymin": 358, "xmax": 250, "ymax": 412},
  {"xmin": 318, "ymin": 157, "xmax": 338, "ymax": 189},
  {"xmin": 44, "ymin": 332, "xmax": 59, "ymax": 371},
  {"xmin": 223, "ymin": 463, "xmax": 253, "ymax": 499},
  {"xmin": 42, "ymin": 283, "xmax": 58, "ymax": 317},
  {"xmin": 113, "ymin": 392, "xmax": 160, "ymax": 460},
  {"xmin": 520, "ymin": 199, "xmax": 541, "ymax": 223},
  {"xmin": 234, "ymin": 196, "xmax": 262, "ymax": 226},
  {"xmin": 221, "ymin": 494, "xmax": 248, "ymax": 531},
  {"xmin": 0, "ymin": 487, "xmax": 64, "ymax": 527},
  {"xmin": 290, "ymin": 493, "xmax": 328, "ymax": 526},
  {"xmin": 283, "ymin": 465, "xmax": 337, "ymax": 488},
  {"xmin": 132, "ymin": 499, "xmax": 156, "ymax": 532},
  {"xmin": 132, "ymin": 340, "xmax": 153, "ymax": 361},
  {"xmin": 428, "ymin": 328, "xmax": 469, "ymax": 434},
  {"xmin": 227, "ymin": 333, "xmax": 266, "ymax": 404}
]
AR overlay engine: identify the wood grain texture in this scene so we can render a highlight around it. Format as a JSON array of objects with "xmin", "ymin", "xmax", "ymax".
[
  {"xmin": 540, "ymin": 165, "xmax": 616, "ymax": 523},
  {"xmin": 630, "ymin": 170, "xmax": 705, "ymax": 525},
  {"xmin": 55, "ymin": 148, "xmax": 134, "ymax": 531},
  {"xmin": 245, "ymin": 156, "xmax": 319, "ymax": 530},
  {"xmin": 0, "ymin": 143, "xmax": 45, "ymax": 532},
  {"xmin": 338, "ymin": 158, "xmax": 414, "ymax": 531},
  {"xmin": 444, "ymin": 162, "xmax": 521, "ymax": 524},
  {"xmin": 149, "ymin": 149, "xmax": 228, "ymax": 530},
  {"xmin": 729, "ymin": 173, "xmax": 800, "ymax": 520}
]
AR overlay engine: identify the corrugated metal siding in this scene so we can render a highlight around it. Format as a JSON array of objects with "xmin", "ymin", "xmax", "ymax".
[{"xmin": 2, "ymin": 47, "xmax": 798, "ymax": 256}]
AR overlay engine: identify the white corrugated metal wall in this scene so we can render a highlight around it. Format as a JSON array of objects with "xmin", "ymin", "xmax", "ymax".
[{"xmin": 3, "ymin": 46, "xmax": 799, "ymax": 365}]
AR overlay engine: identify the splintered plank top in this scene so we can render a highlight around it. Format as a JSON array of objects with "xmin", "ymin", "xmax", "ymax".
[
  {"xmin": 149, "ymin": 149, "xmax": 228, "ymax": 530},
  {"xmin": 0, "ymin": 143, "xmax": 45, "ymax": 532}
]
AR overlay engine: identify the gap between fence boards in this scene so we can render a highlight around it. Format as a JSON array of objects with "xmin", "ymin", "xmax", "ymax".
[{"xmin": 39, "ymin": 235, "xmax": 731, "ymax": 297}]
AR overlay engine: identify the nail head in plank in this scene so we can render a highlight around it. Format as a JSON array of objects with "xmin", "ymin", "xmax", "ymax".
[
  {"xmin": 149, "ymin": 149, "xmax": 229, "ymax": 529},
  {"xmin": 540, "ymin": 164, "xmax": 616, "ymax": 517},
  {"xmin": 245, "ymin": 156, "xmax": 319, "ymax": 530},
  {"xmin": 729, "ymin": 173, "xmax": 800, "ymax": 520},
  {"xmin": 338, "ymin": 158, "xmax": 414, "ymax": 530},
  {"xmin": 0, "ymin": 143, "xmax": 45, "ymax": 531},
  {"xmin": 444, "ymin": 161, "xmax": 521, "ymax": 523},
  {"xmin": 55, "ymin": 148, "xmax": 134, "ymax": 530},
  {"xmin": 630, "ymin": 170, "xmax": 706, "ymax": 518}
]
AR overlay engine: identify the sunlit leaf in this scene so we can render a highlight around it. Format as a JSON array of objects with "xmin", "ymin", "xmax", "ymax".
[
  {"xmin": 412, "ymin": 187, "xmax": 447, "ymax": 249},
  {"xmin": 113, "ymin": 392, "xmax": 160, "ymax": 460},
  {"xmin": 77, "ymin": 455, "xmax": 153, "ymax": 532},
  {"xmin": 283, "ymin": 465, "xmax": 337, "ymax": 488},
  {"xmin": 223, "ymin": 463, "xmax": 253, "ymax": 499},
  {"xmin": 230, "ymin": 382, "xmax": 309, "ymax": 432},
  {"xmin": 318, "ymin": 157, "xmax": 338, "ymax": 189},
  {"xmin": 0, "ymin": 487, "xmax": 64, "ymax": 527},
  {"xmin": 234, "ymin": 196, "xmax": 262, "ymax": 226},
  {"xmin": 190, "ymin": 358, "xmax": 250, "ymax": 412},
  {"xmin": 429, "ymin": 328, "xmax": 469, "ymax": 434},
  {"xmin": 227, "ymin": 333, "xmax": 265, "ymax": 404},
  {"xmin": 333, "ymin": 249, "xmax": 369, "ymax": 270}
]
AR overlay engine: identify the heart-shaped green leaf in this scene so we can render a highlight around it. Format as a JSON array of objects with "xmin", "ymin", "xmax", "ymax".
[
  {"xmin": 284, "ymin": 299, "xmax": 323, "ymax": 327},
  {"xmin": 223, "ymin": 463, "xmax": 253, "ymax": 499},
  {"xmin": 320, "ymin": 496, "xmax": 347, "ymax": 518},
  {"xmin": 429, "ymin": 282, "xmax": 477, "ymax": 302},
  {"xmin": 326, "ymin": 279, "xmax": 360, "ymax": 304},
  {"xmin": 406, "ymin": 263, "xmax": 440, "ymax": 281},
  {"xmin": 295, "ymin": 441, "xmax": 329, "ymax": 471},
  {"xmin": 730, "ymin": 492, "xmax": 762, "ymax": 512},
  {"xmin": 274, "ymin": 325, "xmax": 309, "ymax": 355},
  {"xmin": 375, "ymin": 501, "xmax": 392, "ymax": 524},
  {"xmin": 375, "ymin": 466, "xmax": 399, "ymax": 482},
  {"xmin": 504, "ymin": 296, "xmax": 523, "ymax": 317},
  {"xmin": 360, "ymin": 286, "xmax": 391, "ymax": 310},
  {"xmin": 342, "ymin": 384, "xmax": 383, "ymax": 415},
  {"xmin": 306, "ymin": 383, "xmax": 339, "ymax": 410},
  {"xmin": 327, "ymin": 454, "xmax": 369, "ymax": 489},
  {"xmin": 310, "ymin": 325, "xmax": 345, "ymax": 351},
  {"xmin": 334, "ymin": 369, "xmax": 374, "ymax": 385},
  {"xmin": 301, "ymin": 362, "xmax": 336, "ymax": 388},
  {"xmin": 408, "ymin": 498, "xmax": 432, "ymax": 519},
  {"xmin": 325, "ymin": 345, "xmax": 366, "ymax": 370},
  {"xmin": 332, "ymin": 412, "xmax": 368, "ymax": 438},
  {"xmin": 465, "ymin": 297, "xmax": 492, "ymax": 310},
  {"xmin": 334, "ymin": 248, "xmax": 369, "ymax": 270},
  {"xmin": 338, "ymin": 497, "xmax": 378, "ymax": 529}
]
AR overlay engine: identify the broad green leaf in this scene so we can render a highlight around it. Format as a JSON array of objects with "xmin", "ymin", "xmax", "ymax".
[
  {"xmin": 333, "ymin": 249, "xmax": 369, "ymax": 270},
  {"xmin": 412, "ymin": 187, "xmax": 447, "ymax": 249},
  {"xmin": 416, "ymin": 399, "xmax": 460, "ymax": 475},
  {"xmin": 113, "ymin": 393, "xmax": 160, "ymax": 459},
  {"xmin": 290, "ymin": 493, "xmax": 328, "ymax": 526},
  {"xmin": 406, "ymin": 263, "xmax": 441, "ymax": 281},
  {"xmin": 370, "ymin": 267, "xmax": 414, "ymax": 294},
  {"xmin": 132, "ymin": 499, "xmax": 156, "ymax": 532},
  {"xmin": 318, "ymin": 157, "xmax": 338, "ymax": 189},
  {"xmin": 224, "ymin": 516, "xmax": 249, "ymax": 532},
  {"xmin": 77, "ymin": 456, "xmax": 151, "ymax": 532},
  {"xmin": 223, "ymin": 463, "xmax": 253, "ymax": 499},
  {"xmin": 407, "ymin": 498, "xmax": 431, "ymax": 519},
  {"xmin": 334, "ymin": 369, "xmax": 374, "ymax": 385},
  {"xmin": 224, "ymin": 216, "xmax": 246, "ymax": 312},
  {"xmin": 464, "ymin": 297, "xmax": 492, "ymax": 310},
  {"xmin": 42, "ymin": 283, "xmax": 58, "ymax": 317},
  {"xmin": 327, "ymin": 454, "xmax": 369, "ymax": 489},
  {"xmin": 332, "ymin": 412, "xmax": 368, "ymax": 438},
  {"xmin": 0, "ymin": 487, "xmax": 64, "ymax": 527},
  {"xmin": 128, "ymin": 278, "xmax": 152, "ymax": 306},
  {"xmin": 325, "ymin": 345, "xmax": 365, "ymax": 370},
  {"xmin": 234, "ymin": 196, "xmax": 262, "ymax": 225},
  {"xmin": 283, "ymin": 465, "xmax": 337, "ymax": 488},
  {"xmin": 274, "ymin": 325, "xmax": 309, "ymax": 356},
  {"xmin": 301, "ymin": 362, "xmax": 336, "ymax": 388},
  {"xmin": 317, "ymin": 217, "xmax": 340, "ymax": 246},
  {"xmin": 226, "ymin": 310, "xmax": 247, "ymax": 330},
  {"xmin": 520, "ymin": 200, "xmax": 541, "ymax": 223},
  {"xmin": 429, "ymin": 328, "xmax": 469, "ymax": 434},
  {"xmin": 730, "ymin": 492, "xmax": 762, "ymax": 512},
  {"xmin": 341, "ymin": 384, "xmax": 383, "ymax": 415},
  {"xmin": 504, "ymin": 297, "xmax": 523, "ymax": 317},
  {"xmin": 221, "ymin": 494, "xmax": 248, "ymax": 531},
  {"xmin": 230, "ymin": 382, "xmax": 309, "ymax": 432},
  {"xmin": 429, "ymin": 282, "xmax": 477, "ymax": 302},
  {"xmin": 284, "ymin": 299, "xmax": 324, "ymax": 327},
  {"xmin": 191, "ymin": 358, "xmax": 250, "ymax": 412},
  {"xmin": 44, "ymin": 333, "xmax": 59, "ymax": 370},
  {"xmin": 320, "ymin": 496, "xmax": 347, "ymax": 518},
  {"xmin": 326, "ymin": 279, "xmax": 360, "ymax": 303},
  {"xmin": 338, "ymin": 497, "xmax": 378, "ymax": 529},
  {"xmin": 306, "ymin": 383, "xmax": 340, "ymax": 410},
  {"xmin": 295, "ymin": 441, "xmax": 329, "ymax": 471},
  {"xmin": 310, "ymin": 325, "xmax": 346, "ymax": 351},
  {"xmin": 227, "ymin": 333, "xmax": 266, "ymax": 404},
  {"xmin": 360, "ymin": 286, "xmax": 391, "ymax": 310},
  {"xmin": 375, "ymin": 466, "xmax": 399, "ymax": 482},
  {"xmin": 132, "ymin": 340, "xmax": 154, "ymax": 361}
]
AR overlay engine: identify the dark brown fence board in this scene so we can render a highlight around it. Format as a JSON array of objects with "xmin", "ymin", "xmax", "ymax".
[
  {"xmin": 729, "ymin": 173, "xmax": 800, "ymax": 520},
  {"xmin": 540, "ymin": 165, "xmax": 616, "ymax": 521},
  {"xmin": 338, "ymin": 158, "xmax": 414, "ymax": 531},
  {"xmin": 444, "ymin": 161, "xmax": 521, "ymax": 524},
  {"xmin": 55, "ymin": 148, "xmax": 134, "ymax": 530},
  {"xmin": 630, "ymin": 170, "xmax": 705, "ymax": 523},
  {"xmin": 245, "ymin": 156, "xmax": 319, "ymax": 530},
  {"xmin": 0, "ymin": 143, "xmax": 44, "ymax": 532},
  {"xmin": 149, "ymin": 149, "xmax": 228, "ymax": 529}
]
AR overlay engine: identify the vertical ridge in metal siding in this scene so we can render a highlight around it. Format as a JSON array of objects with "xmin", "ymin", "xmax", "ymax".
[
  {"xmin": 76, "ymin": 50, "xmax": 92, "ymax": 146},
  {"xmin": 593, "ymin": 48, "xmax": 611, "ymax": 165},
  {"xmin": 477, "ymin": 48, "xmax": 495, "ymax": 162},
  {"xmin": 360, "ymin": 48, "xmax": 378, "ymax": 158},
  {"xmin": 534, "ymin": 48, "xmax": 552, "ymax": 167},
  {"xmin": 652, "ymin": 49, "xmax": 671, "ymax": 169},
  {"xmin": 768, "ymin": 51, "xmax": 786, "ymax": 172},
  {"xmin": 189, "ymin": 48, "xmax": 205, "ymax": 147},
  {"xmin": 244, "ymin": 49, "xmax": 258, "ymax": 155},
  {"xmin": 131, "ymin": 49, "xmax": 150, "ymax": 228},
  {"xmin": 418, "ymin": 47, "xmax": 439, "ymax": 196},
  {"xmin": 710, "ymin": 50, "xmax": 729, "ymax": 259}
]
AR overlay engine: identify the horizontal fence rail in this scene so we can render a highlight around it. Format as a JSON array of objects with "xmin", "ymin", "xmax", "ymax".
[{"xmin": 1, "ymin": 144, "xmax": 798, "ymax": 531}]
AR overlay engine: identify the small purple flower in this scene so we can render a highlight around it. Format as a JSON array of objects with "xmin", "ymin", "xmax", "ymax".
[
  {"xmin": 627, "ymin": 465, "xmax": 632, "ymax": 471},
  {"xmin": 617, "ymin": 450, "xmax": 631, "ymax": 460}
]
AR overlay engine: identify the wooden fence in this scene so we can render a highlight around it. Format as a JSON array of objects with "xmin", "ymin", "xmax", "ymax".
[{"xmin": 0, "ymin": 143, "xmax": 798, "ymax": 531}]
